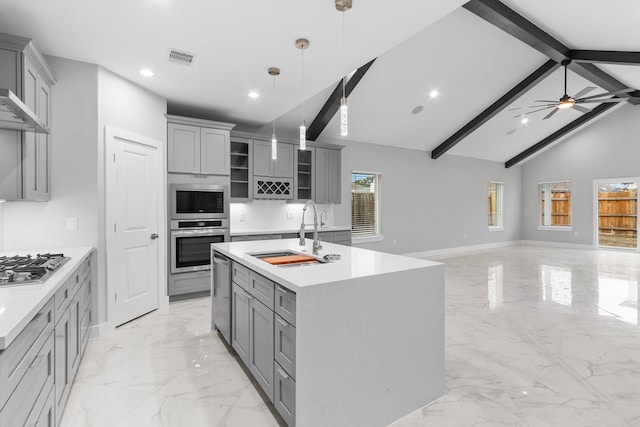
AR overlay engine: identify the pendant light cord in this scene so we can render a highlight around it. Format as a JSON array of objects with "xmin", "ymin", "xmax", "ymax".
[
  {"xmin": 301, "ymin": 46, "xmax": 305, "ymax": 123},
  {"xmin": 342, "ymin": 11, "xmax": 346, "ymax": 97}
]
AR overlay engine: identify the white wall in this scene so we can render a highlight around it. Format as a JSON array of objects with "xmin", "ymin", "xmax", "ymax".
[
  {"xmin": 327, "ymin": 140, "xmax": 522, "ymax": 254},
  {"xmin": 1, "ymin": 57, "xmax": 99, "ymax": 250},
  {"xmin": 96, "ymin": 67, "xmax": 167, "ymax": 330},
  {"xmin": 521, "ymin": 104, "xmax": 640, "ymax": 246}
]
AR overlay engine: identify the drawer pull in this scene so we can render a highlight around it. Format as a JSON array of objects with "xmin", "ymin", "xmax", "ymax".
[
  {"xmin": 242, "ymin": 289, "xmax": 252, "ymax": 299},
  {"xmin": 276, "ymin": 317, "xmax": 289, "ymax": 327},
  {"xmin": 277, "ymin": 367, "xmax": 289, "ymax": 379},
  {"xmin": 30, "ymin": 353, "xmax": 46, "ymax": 369},
  {"xmin": 277, "ymin": 285, "xmax": 288, "ymax": 294}
]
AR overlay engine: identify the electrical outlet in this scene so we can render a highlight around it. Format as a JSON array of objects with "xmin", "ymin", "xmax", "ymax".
[
  {"xmin": 239, "ymin": 212, "xmax": 245, "ymax": 222},
  {"xmin": 287, "ymin": 212, "xmax": 293, "ymax": 219},
  {"xmin": 574, "ymin": 231, "xmax": 579, "ymax": 236},
  {"xmin": 463, "ymin": 233, "xmax": 467, "ymax": 238},
  {"xmin": 393, "ymin": 239, "xmax": 397, "ymax": 246},
  {"xmin": 66, "ymin": 218, "xmax": 78, "ymax": 231}
]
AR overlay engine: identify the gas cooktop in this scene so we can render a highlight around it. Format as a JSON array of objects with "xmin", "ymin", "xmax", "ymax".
[{"xmin": 0, "ymin": 253, "xmax": 70, "ymax": 286}]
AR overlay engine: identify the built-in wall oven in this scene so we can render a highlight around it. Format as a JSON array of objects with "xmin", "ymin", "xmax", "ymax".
[
  {"xmin": 170, "ymin": 183, "xmax": 227, "ymax": 220},
  {"xmin": 170, "ymin": 219, "xmax": 229, "ymax": 274}
]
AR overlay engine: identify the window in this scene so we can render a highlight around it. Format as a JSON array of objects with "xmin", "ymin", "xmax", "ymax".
[
  {"xmin": 539, "ymin": 181, "xmax": 572, "ymax": 229},
  {"xmin": 351, "ymin": 172, "xmax": 382, "ymax": 241},
  {"xmin": 488, "ymin": 181, "xmax": 503, "ymax": 229}
]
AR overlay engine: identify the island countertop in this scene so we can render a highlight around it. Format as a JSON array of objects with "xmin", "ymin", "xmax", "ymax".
[
  {"xmin": 0, "ymin": 246, "xmax": 94, "ymax": 350},
  {"xmin": 211, "ymin": 238, "xmax": 441, "ymax": 291}
]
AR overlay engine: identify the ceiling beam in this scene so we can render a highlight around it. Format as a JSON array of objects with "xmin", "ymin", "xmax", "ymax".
[
  {"xmin": 430, "ymin": 59, "xmax": 559, "ymax": 159},
  {"xmin": 570, "ymin": 50, "xmax": 640, "ymax": 65},
  {"xmin": 504, "ymin": 102, "xmax": 618, "ymax": 168},
  {"xmin": 306, "ymin": 58, "xmax": 376, "ymax": 141},
  {"xmin": 463, "ymin": 0, "xmax": 634, "ymax": 99}
]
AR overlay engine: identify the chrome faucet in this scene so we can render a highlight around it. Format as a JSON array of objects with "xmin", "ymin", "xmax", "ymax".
[
  {"xmin": 299, "ymin": 200, "xmax": 323, "ymax": 255},
  {"xmin": 320, "ymin": 210, "xmax": 327, "ymax": 227}
]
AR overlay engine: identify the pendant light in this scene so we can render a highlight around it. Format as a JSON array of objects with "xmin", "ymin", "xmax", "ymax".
[
  {"xmin": 296, "ymin": 38, "xmax": 309, "ymax": 150},
  {"xmin": 268, "ymin": 67, "xmax": 280, "ymax": 160},
  {"xmin": 336, "ymin": 0, "xmax": 352, "ymax": 136}
]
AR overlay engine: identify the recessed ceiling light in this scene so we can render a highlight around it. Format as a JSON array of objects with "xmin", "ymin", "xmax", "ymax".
[
  {"xmin": 139, "ymin": 69, "xmax": 154, "ymax": 77},
  {"xmin": 521, "ymin": 118, "xmax": 529, "ymax": 124},
  {"xmin": 248, "ymin": 91, "xmax": 259, "ymax": 99},
  {"xmin": 429, "ymin": 90, "xmax": 439, "ymax": 99}
]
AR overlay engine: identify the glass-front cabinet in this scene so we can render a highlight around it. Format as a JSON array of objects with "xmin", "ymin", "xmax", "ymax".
[{"xmin": 294, "ymin": 146, "xmax": 314, "ymax": 201}]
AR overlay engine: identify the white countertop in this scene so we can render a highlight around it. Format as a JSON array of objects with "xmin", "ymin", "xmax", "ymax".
[
  {"xmin": 230, "ymin": 225, "xmax": 351, "ymax": 236},
  {"xmin": 212, "ymin": 239, "xmax": 440, "ymax": 291},
  {"xmin": 0, "ymin": 246, "xmax": 94, "ymax": 350}
]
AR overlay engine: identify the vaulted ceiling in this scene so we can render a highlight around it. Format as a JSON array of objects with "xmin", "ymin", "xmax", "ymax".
[{"xmin": 1, "ymin": 0, "xmax": 638, "ymax": 166}]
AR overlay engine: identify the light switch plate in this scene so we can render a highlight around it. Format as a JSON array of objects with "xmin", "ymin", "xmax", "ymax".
[{"xmin": 66, "ymin": 217, "xmax": 78, "ymax": 231}]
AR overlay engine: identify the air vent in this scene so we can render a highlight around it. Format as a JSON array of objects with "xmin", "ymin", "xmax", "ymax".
[{"xmin": 168, "ymin": 49, "xmax": 195, "ymax": 66}]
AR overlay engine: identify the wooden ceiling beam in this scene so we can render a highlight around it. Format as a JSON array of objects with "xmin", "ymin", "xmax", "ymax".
[
  {"xmin": 306, "ymin": 58, "xmax": 376, "ymax": 141},
  {"xmin": 504, "ymin": 102, "xmax": 618, "ymax": 168},
  {"xmin": 570, "ymin": 50, "xmax": 640, "ymax": 65},
  {"xmin": 430, "ymin": 59, "xmax": 559, "ymax": 159},
  {"xmin": 463, "ymin": 0, "xmax": 634, "ymax": 97}
]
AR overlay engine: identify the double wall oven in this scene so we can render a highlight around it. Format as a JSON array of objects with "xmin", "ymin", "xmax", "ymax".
[{"xmin": 169, "ymin": 183, "xmax": 229, "ymax": 297}]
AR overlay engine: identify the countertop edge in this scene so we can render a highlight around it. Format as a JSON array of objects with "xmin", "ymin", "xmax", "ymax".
[
  {"xmin": 0, "ymin": 246, "xmax": 94, "ymax": 350},
  {"xmin": 230, "ymin": 225, "xmax": 351, "ymax": 237}
]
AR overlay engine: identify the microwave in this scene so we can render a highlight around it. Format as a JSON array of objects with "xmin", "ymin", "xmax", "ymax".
[{"xmin": 170, "ymin": 183, "xmax": 228, "ymax": 220}]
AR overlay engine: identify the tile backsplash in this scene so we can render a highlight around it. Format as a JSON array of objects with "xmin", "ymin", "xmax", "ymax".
[{"xmin": 230, "ymin": 200, "xmax": 335, "ymax": 232}]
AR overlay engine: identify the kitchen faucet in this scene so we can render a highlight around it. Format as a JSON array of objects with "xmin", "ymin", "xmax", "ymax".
[
  {"xmin": 320, "ymin": 210, "xmax": 327, "ymax": 227},
  {"xmin": 299, "ymin": 200, "xmax": 322, "ymax": 255}
]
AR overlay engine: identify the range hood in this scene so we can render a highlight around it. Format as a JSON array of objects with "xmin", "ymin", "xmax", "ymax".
[{"xmin": 0, "ymin": 88, "xmax": 49, "ymax": 134}]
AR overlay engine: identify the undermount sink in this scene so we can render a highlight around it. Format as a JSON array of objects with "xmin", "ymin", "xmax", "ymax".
[{"xmin": 249, "ymin": 251, "xmax": 329, "ymax": 267}]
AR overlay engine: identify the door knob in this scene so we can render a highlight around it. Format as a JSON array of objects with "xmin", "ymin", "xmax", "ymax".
[{"xmin": 150, "ymin": 233, "xmax": 158, "ymax": 240}]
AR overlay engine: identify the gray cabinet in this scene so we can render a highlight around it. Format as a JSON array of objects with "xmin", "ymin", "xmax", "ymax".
[
  {"xmin": 253, "ymin": 140, "xmax": 294, "ymax": 178},
  {"xmin": 167, "ymin": 115, "xmax": 234, "ymax": 175},
  {"xmin": 294, "ymin": 147, "xmax": 314, "ymax": 201},
  {"xmin": 249, "ymin": 297, "xmax": 274, "ymax": 401},
  {"xmin": 0, "ymin": 32, "xmax": 55, "ymax": 202},
  {"xmin": 315, "ymin": 148, "xmax": 341, "ymax": 204},
  {"xmin": 232, "ymin": 282, "xmax": 251, "ymax": 366},
  {"xmin": 230, "ymin": 137, "xmax": 252, "ymax": 201},
  {"xmin": 274, "ymin": 315, "xmax": 296, "ymax": 379},
  {"xmin": 274, "ymin": 361, "xmax": 296, "ymax": 427}
]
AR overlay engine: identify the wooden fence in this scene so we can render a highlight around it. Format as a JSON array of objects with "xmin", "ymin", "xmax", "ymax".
[
  {"xmin": 598, "ymin": 190, "xmax": 638, "ymax": 235},
  {"xmin": 541, "ymin": 192, "xmax": 571, "ymax": 226}
]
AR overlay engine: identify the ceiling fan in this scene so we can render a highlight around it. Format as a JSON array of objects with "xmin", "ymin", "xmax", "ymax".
[{"xmin": 510, "ymin": 59, "xmax": 634, "ymax": 120}]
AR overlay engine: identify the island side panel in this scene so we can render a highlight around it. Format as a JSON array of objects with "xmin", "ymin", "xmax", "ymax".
[{"xmin": 295, "ymin": 263, "xmax": 445, "ymax": 427}]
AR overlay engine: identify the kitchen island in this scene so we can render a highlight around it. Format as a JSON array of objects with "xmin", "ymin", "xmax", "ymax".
[{"xmin": 212, "ymin": 239, "xmax": 444, "ymax": 427}]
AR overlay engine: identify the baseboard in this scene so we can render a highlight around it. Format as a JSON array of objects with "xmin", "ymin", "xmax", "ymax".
[
  {"xmin": 520, "ymin": 240, "xmax": 595, "ymax": 250},
  {"xmin": 403, "ymin": 240, "xmax": 520, "ymax": 258},
  {"xmin": 89, "ymin": 321, "xmax": 115, "ymax": 339}
]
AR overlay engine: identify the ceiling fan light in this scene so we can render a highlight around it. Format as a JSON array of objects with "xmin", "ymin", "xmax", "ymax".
[{"xmin": 557, "ymin": 99, "xmax": 575, "ymax": 109}]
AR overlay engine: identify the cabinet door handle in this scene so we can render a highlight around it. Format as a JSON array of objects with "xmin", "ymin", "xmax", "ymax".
[
  {"xmin": 277, "ymin": 367, "xmax": 289, "ymax": 379},
  {"xmin": 242, "ymin": 289, "xmax": 252, "ymax": 299},
  {"xmin": 276, "ymin": 317, "xmax": 288, "ymax": 327},
  {"xmin": 30, "ymin": 353, "xmax": 46, "ymax": 369},
  {"xmin": 277, "ymin": 285, "xmax": 288, "ymax": 294}
]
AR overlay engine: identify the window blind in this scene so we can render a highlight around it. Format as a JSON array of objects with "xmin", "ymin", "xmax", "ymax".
[{"xmin": 351, "ymin": 172, "xmax": 381, "ymax": 237}]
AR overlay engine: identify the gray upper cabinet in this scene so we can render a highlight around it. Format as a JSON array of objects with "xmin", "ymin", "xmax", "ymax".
[
  {"xmin": 0, "ymin": 32, "xmax": 56, "ymax": 201},
  {"xmin": 253, "ymin": 140, "xmax": 294, "ymax": 178},
  {"xmin": 293, "ymin": 146, "xmax": 314, "ymax": 201},
  {"xmin": 166, "ymin": 115, "xmax": 234, "ymax": 175},
  {"xmin": 315, "ymin": 147, "xmax": 341, "ymax": 204}
]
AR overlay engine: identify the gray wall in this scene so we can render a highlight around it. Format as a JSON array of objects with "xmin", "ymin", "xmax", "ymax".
[
  {"xmin": 327, "ymin": 139, "xmax": 522, "ymax": 254},
  {"xmin": 521, "ymin": 104, "xmax": 640, "ymax": 246}
]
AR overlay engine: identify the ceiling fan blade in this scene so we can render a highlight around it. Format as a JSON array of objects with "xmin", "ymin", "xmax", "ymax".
[
  {"xmin": 543, "ymin": 108, "xmax": 559, "ymax": 120},
  {"xmin": 509, "ymin": 104, "xmax": 555, "ymax": 111},
  {"xmin": 513, "ymin": 105, "xmax": 555, "ymax": 118},
  {"xmin": 534, "ymin": 99, "xmax": 558, "ymax": 103},
  {"xmin": 506, "ymin": 129, "xmax": 517, "ymax": 135},
  {"xmin": 573, "ymin": 105, "xmax": 592, "ymax": 114},
  {"xmin": 577, "ymin": 88, "xmax": 634, "ymax": 101},
  {"xmin": 579, "ymin": 98, "xmax": 628, "ymax": 104},
  {"xmin": 571, "ymin": 86, "xmax": 597, "ymax": 99}
]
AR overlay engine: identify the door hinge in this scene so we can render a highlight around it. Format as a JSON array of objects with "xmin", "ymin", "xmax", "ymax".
[
  {"xmin": 115, "ymin": 292, "xmax": 118, "ymax": 301},
  {"xmin": 113, "ymin": 153, "xmax": 116, "ymax": 162},
  {"xmin": 114, "ymin": 223, "xmax": 117, "ymax": 232}
]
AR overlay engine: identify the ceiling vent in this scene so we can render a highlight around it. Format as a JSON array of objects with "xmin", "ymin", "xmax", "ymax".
[{"xmin": 168, "ymin": 49, "xmax": 195, "ymax": 66}]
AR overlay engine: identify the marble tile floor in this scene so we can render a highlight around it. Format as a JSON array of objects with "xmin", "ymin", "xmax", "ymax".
[{"xmin": 60, "ymin": 245, "xmax": 640, "ymax": 426}]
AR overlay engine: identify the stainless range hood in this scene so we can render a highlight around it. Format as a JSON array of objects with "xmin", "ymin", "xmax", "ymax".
[{"xmin": 0, "ymin": 88, "xmax": 49, "ymax": 134}]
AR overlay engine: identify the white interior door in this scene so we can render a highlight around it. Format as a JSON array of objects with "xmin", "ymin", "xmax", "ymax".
[{"xmin": 106, "ymin": 126, "xmax": 162, "ymax": 326}]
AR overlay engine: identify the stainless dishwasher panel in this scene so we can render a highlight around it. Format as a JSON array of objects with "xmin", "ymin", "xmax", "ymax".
[{"xmin": 212, "ymin": 251, "xmax": 231, "ymax": 344}]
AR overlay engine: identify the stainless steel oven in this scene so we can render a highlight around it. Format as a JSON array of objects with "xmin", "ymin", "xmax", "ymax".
[
  {"xmin": 170, "ymin": 219, "xmax": 229, "ymax": 274},
  {"xmin": 170, "ymin": 183, "xmax": 228, "ymax": 220}
]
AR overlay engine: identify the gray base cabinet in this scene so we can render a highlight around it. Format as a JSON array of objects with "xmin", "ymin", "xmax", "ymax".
[
  {"xmin": 229, "ymin": 263, "xmax": 297, "ymax": 426},
  {"xmin": 0, "ymin": 251, "xmax": 93, "ymax": 427}
]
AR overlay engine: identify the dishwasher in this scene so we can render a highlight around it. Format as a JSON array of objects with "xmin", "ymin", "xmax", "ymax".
[{"xmin": 211, "ymin": 250, "xmax": 231, "ymax": 344}]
